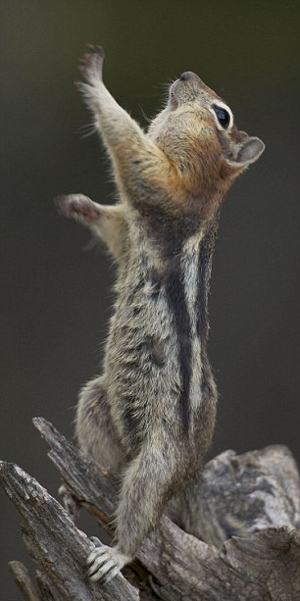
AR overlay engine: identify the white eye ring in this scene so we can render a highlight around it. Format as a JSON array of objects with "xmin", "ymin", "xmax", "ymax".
[{"xmin": 209, "ymin": 101, "xmax": 234, "ymax": 131}]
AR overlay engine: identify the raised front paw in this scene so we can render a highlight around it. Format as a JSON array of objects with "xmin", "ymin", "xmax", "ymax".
[
  {"xmin": 87, "ymin": 541, "xmax": 131, "ymax": 584},
  {"xmin": 78, "ymin": 46, "xmax": 104, "ymax": 84},
  {"xmin": 55, "ymin": 194, "xmax": 101, "ymax": 222}
]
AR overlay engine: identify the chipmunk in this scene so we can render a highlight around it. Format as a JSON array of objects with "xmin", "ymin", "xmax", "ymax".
[{"xmin": 57, "ymin": 46, "xmax": 265, "ymax": 584}]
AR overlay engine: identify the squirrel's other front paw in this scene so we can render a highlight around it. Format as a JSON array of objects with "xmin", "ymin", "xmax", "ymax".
[{"xmin": 55, "ymin": 194, "xmax": 100, "ymax": 222}]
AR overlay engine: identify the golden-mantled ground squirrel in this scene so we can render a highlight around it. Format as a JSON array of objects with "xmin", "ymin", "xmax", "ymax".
[{"xmin": 57, "ymin": 47, "xmax": 265, "ymax": 584}]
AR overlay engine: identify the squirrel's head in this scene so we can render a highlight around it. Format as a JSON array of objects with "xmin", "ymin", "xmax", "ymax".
[{"xmin": 148, "ymin": 71, "xmax": 265, "ymax": 212}]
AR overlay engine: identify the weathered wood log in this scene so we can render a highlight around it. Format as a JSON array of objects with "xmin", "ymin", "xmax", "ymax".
[{"xmin": 1, "ymin": 417, "xmax": 300, "ymax": 601}]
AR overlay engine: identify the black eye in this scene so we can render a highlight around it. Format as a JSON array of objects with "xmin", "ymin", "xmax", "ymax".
[{"xmin": 212, "ymin": 104, "xmax": 231, "ymax": 129}]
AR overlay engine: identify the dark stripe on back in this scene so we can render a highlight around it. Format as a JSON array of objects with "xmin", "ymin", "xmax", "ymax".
[
  {"xmin": 138, "ymin": 205, "xmax": 200, "ymax": 432},
  {"xmin": 196, "ymin": 226, "xmax": 218, "ymax": 343},
  {"xmin": 137, "ymin": 203, "xmax": 219, "ymax": 432},
  {"xmin": 165, "ymin": 256, "xmax": 192, "ymax": 433}
]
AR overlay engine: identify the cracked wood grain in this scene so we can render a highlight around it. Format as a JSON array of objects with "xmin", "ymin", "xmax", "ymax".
[{"xmin": 1, "ymin": 417, "xmax": 300, "ymax": 601}]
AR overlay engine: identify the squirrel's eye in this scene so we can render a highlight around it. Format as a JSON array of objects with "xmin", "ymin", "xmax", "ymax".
[{"xmin": 212, "ymin": 104, "xmax": 231, "ymax": 129}]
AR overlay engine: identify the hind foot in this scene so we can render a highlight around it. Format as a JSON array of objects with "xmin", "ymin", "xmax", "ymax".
[{"xmin": 87, "ymin": 539, "xmax": 132, "ymax": 584}]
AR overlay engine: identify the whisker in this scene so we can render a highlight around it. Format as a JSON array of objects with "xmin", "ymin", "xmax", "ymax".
[
  {"xmin": 151, "ymin": 78, "xmax": 174, "ymax": 90},
  {"xmin": 75, "ymin": 122, "xmax": 97, "ymax": 139},
  {"xmin": 138, "ymin": 105, "xmax": 152, "ymax": 124}
]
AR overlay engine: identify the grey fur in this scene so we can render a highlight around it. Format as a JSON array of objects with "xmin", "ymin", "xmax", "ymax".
[{"xmin": 57, "ymin": 47, "xmax": 265, "ymax": 583}]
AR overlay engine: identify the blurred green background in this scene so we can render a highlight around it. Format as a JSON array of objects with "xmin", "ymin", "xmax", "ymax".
[{"xmin": 1, "ymin": 1, "xmax": 300, "ymax": 597}]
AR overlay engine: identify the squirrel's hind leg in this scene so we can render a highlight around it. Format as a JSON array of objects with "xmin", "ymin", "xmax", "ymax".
[{"xmin": 76, "ymin": 376, "xmax": 125, "ymax": 474}]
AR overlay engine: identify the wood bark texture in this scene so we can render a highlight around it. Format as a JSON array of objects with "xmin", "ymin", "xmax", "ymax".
[{"xmin": 1, "ymin": 417, "xmax": 300, "ymax": 601}]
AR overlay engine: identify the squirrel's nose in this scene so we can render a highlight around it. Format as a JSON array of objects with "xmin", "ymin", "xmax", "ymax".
[{"xmin": 179, "ymin": 71, "xmax": 198, "ymax": 82}]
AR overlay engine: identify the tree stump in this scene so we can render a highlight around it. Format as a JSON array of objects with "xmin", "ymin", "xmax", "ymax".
[{"xmin": 1, "ymin": 417, "xmax": 300, "ymax": 601}]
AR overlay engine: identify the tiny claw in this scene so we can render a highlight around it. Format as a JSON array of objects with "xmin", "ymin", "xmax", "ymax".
[
  {"xmin": 90, "ymin": 536, "xmax": 102, "ymax": 548},
  {"xmin": 96, "ymin": 46, "xmax": 104, "ymax": 59},
  {"xmin": 86, "ymin": 550, "xmax": 99, "ymax": 566},
  {"xmin": 87, "ymin": 547, "xmax": 106, "ymax": 565},
  {"xmin": 102, "ymin": 565, "xmax": 120, "ymax": 584},
  {"xmin": 90, "ymin": 559, "xmax": 116, "ymax": 581},
  {"xmin": 88, "ymin": 558, "xmax": 108, "ymax": 578},
  {"xmin": 86, "ymin": 44, "xmax": 104, "ymax": 59}
]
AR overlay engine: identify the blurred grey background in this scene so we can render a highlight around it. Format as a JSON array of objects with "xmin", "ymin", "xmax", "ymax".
[{"xmin": 1, "ymin": 0, "xmax": 299, "ymax": 597}]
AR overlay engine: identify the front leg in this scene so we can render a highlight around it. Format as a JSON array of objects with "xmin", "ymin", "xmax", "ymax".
[
  {"xmin": 77, "ymin": 47, "xmax": 173, "ymax": 202},
  {"xmin": 56, "ymin": 194, "xmax": 127, "ymax": 260}
]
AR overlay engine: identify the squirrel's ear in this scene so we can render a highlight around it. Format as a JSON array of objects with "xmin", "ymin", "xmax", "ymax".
[
  {"xmin": 236, "ymin": 137, "xmax": 265, "ymax": 165},
  {"xmin": 227, "ymin": 137, "xmax": 265, "ymax": 168}
]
